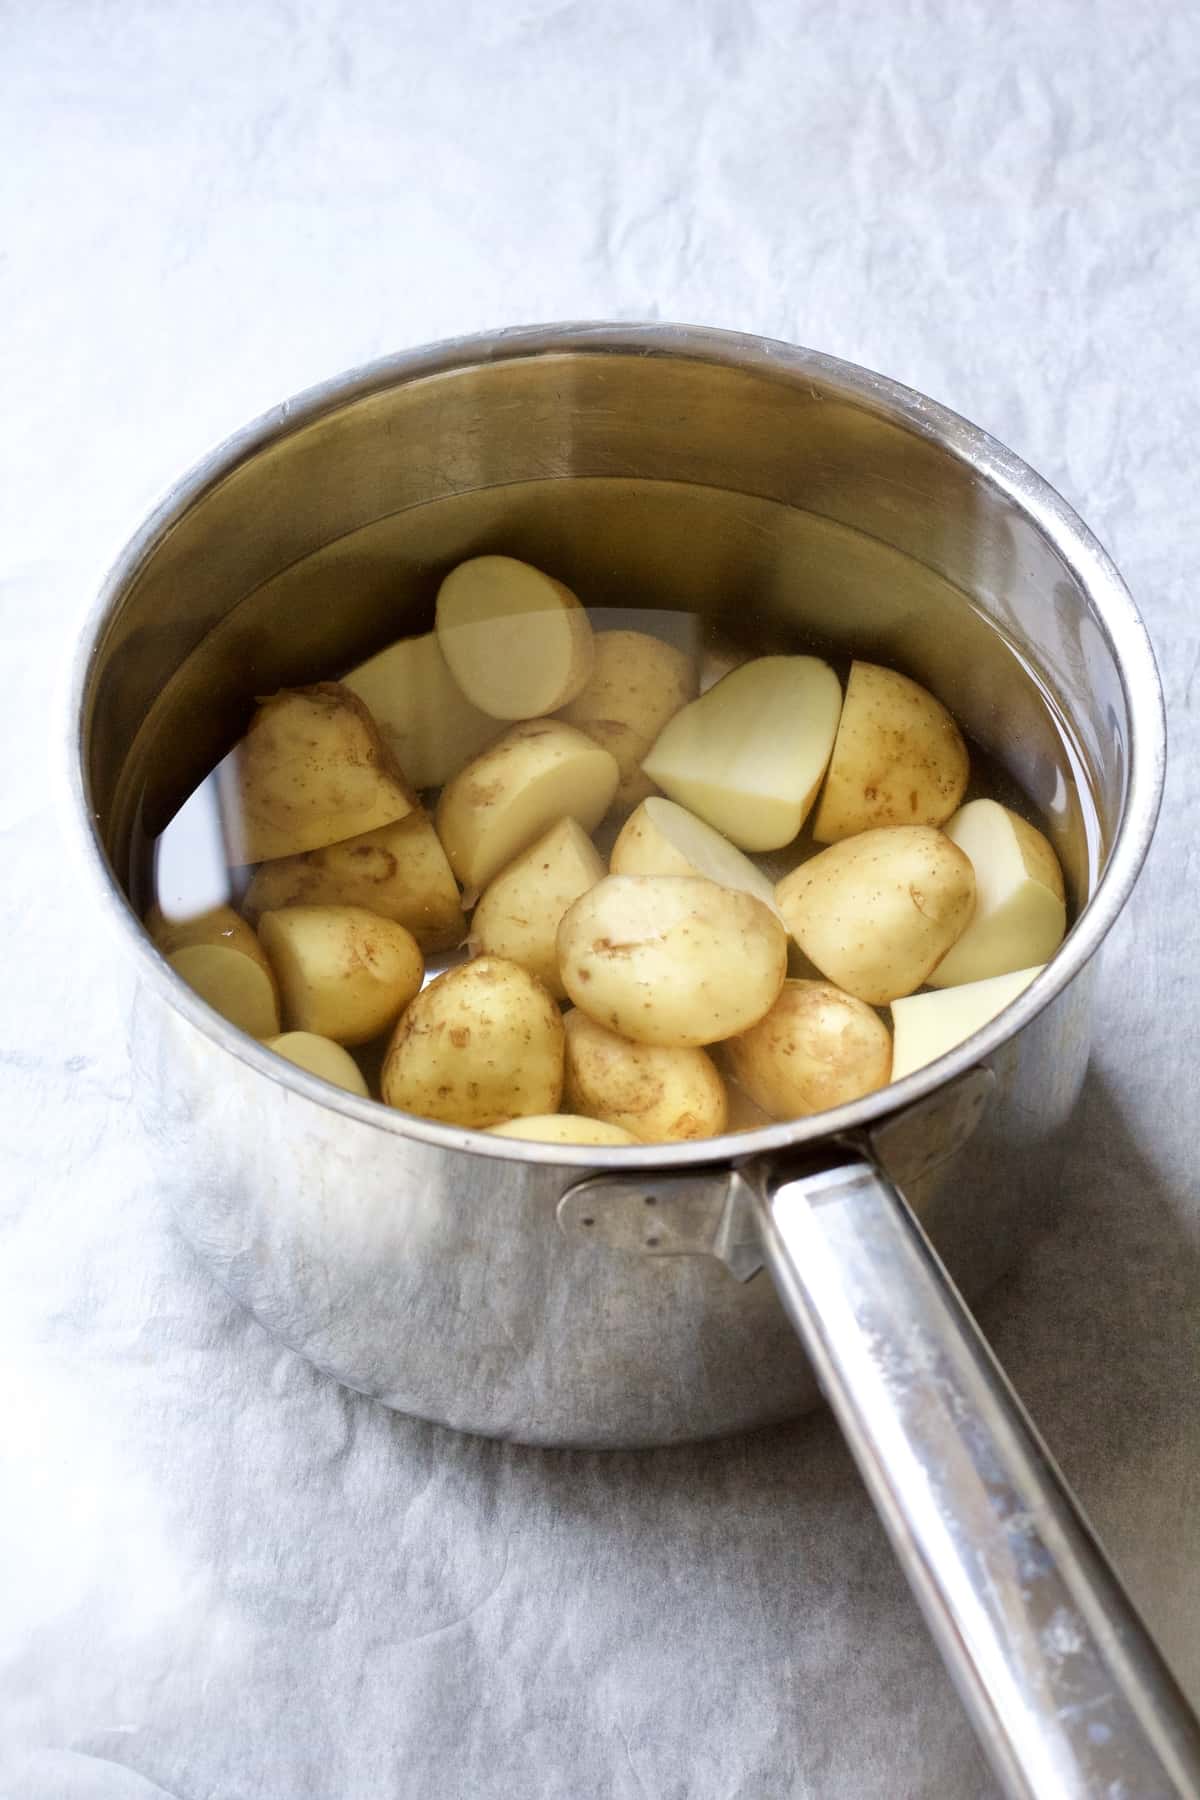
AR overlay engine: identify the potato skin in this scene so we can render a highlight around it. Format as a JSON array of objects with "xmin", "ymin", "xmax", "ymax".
[
  {"xmin": 726, "ymin": 980, "xmax": 892, "ymax": 1119},
  {"xmin": 381, "ymin": 956, "xmax": 564, "ymax": 1128},
  {"xmin": 559, "ymin": 630, "xmax": 697, "ymax": 813},
  {"xmin": 258, "ymin": 904, "xmax": 424, "ymax": 1045},
  {"xmin": 775, "ymin": 826, "xmax": 976, "ymax": 1005},
  {"xmin": 562, "ymin": 1010, "xmax": 727, "ymax": 1142},
  {"xmin": 812, "ymin": 662, "xmax": 969, "ymax": 843},
  {"xmin": 469, "ymin": 817, "xmax": 605, "ymax": 999},
  {"xmin": 558, "ymin": 874, "xmax": 787, "ymax": 1047}
]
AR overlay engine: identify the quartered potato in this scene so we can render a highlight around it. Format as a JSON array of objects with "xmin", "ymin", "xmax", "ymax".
[
  {"xmin": 559, "ymin": 629, "xmax": 698, "ymax": 813},
  {"xmin": 381, "ymin": 956, "xmax": 564, "ymax": 1128},
  {"xmin": 470, "ymin": 817, "xmax": 605, "ymax": 999},
  {"xmin": 488, "ymin": 1114, "xmax": 640, "ymax": 1147},
  {"xmin": 726, "ymin": 979, "xmax": 892, "ymax": 1119},
  {"xmin": 264, "ymin": 1031, "xmax": 370, "ymax": 1097},
  {"xmin": 243, "ymin": 810, "xmax": 464, "ymax": 952},
  {"xmin": 220, "ymin": 684, "xmax": 417, "ymax": 864},
  {"xmin": 558, "ymin": 874, "xmax": 787, "ymax": 1047},
  {"xmin": 890, "ymin": 965, "xmax": 1044, "ymax": 1079},
  {"xmin": 258, "ymin": 904, "xmax": 423, "ymax": 1045},
  {"xmin": 562, "ymin": 1009, "xmax": 728, "ymax": 1143},
  {"xmin": 610, "ymin": 796, "xmax": 780, "ymax": 915},
  {"xmin": 927, "ymin": 800, "xmax": 1066, "ymax": 987},
  {"xmin": 146, "ymin": 901, "xmax": 273, "ymax": 975},
  {"xmin": 641, "ymin": 656, "xmax": 843, "ymax": 850},
  {"xmin": 436, "ymin": 720, "xmax": 619, "ymax": 893},
  {"xmin": 811, "ymin": 661, "xmax": 969, "ymax": 843},
  {"xmin": 436, "ymin": 555, "xmax": 594, "ymax": 719},
  {"xmin": 775, "ymin": 826, "xmax": 976, "ymax": 1005},
  {"xmin": 341, "ymin": 630, "xmax": 501, "ymax": 788},
  {"xmin": 166, "ymin": 943, "xmax": 281, "ymax": 1038}
]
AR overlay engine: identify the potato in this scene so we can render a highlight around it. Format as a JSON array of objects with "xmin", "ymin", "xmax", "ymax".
[
  {"xmin": 167, "ymin": 943, "xmax": 280, "ymax": 1038},
  {"xmin": 927, "ymin": 800, "xmax": 1067, "ymax": 987},
  {"xmin": 258, "ymin": 905, "xmax": 423, "ymax": 1045},
  {"xmin": 891, "ymin": 965, "xmax": 1044, "ymax": 1079},
  {"xmin": 381, "ymin": 956, "xmax": 564, "ymax": 1127},
  {"xmin": 640, "ymin": 656, "xmax": 843, "ymax": 850},
  {"xmin": 811, "ymin": 661, "xmax": 969, "ymax": 843},
  {"xmin": 469, "ymin": 817, "xmax": 605, "ymax": 998},
  {"xmin": 263, "ymin": 1031, "xmax": 370, "ymax": 1097},
  {"xmin": 243, "ymin": 810, "xmax": 464, "ymax": 952},
  {"xmin": 341, "ymin": 630, "xmax": 500, "ymax": 789},
  {"xmin": 435, "ymin": 720, "xmax": 619, "ymax": 893},
  {"xmin": 219, "ymin": 684, "xmax": 417, "ymax": 863},
  {"xmin": 726, "ymin": 979, "xmax": 892, "ymax": 1119},
  {"xmin": 775, "ymin": 826, "xmax": 976, "ymax": 1005},
  {"xmin": 563, "ymin": 1009, "xmax": 727, "ymax": 1142},
  {"xmin": 724, "ymin": 1081, "xmax": 776, "ymax": 1134},
  {"xmin": 558, "ymin": 629, "xmax": 698, "ymax": 813},
  {"xmin": 611, "ymin": 796, "xmax": 780, "ymax": 916},
  {"xmin": 559, "ymin": 874, "xmax": 787, "ymax": 1047},
  {"xmin": 488, "ymin": 1113, "xmax": 640, "ymax": 1147},
  {"xmin": 435, "ymin": 555, "xmax": 594, "ymax": 719},
  {"xmin": 146, "ymin": 901, "xmax": 273, "ymax": 976}
]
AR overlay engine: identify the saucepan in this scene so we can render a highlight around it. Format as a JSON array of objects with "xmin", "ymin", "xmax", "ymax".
[{"xmin": 68, "ymin": 325, "xmax": 1200, "ymax": 1796}]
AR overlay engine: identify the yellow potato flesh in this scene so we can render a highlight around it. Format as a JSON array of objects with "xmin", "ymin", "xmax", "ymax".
[
  {"xmin": 775, "ymin": 826, "xmax": 976, "ymax": 1005},
  {"xmin": 890, "ymin": 966, "xmax": 1044, "ymax": 1079},
  {"xmin": 641, "ymin": 656, "xmax": 843, "ymax": 851},
  {"xmin": 811, "ymin": 661, "xmax": 969, "ymax": 843},
  {"xmin": 610, "ymin": 797, "xmax": 780, "ymax": 915},
  {"xmin": 220, "ymin": 684, "xmax": 416, "ymax": 863},
  {"xmin": 726, "ymin": 979, "xmax": 892, "ymax": 1119},
  {"xmin": 146, "ymin": 901, "xmax": 272, "ymax": 976},
  {"xmin": 563, "ymin": 1009, "xmax": 728, "ymax": 1142},
  {"xmin": 341, "ymin": 630, "xmax": 501, "ymax": 789},
  {"xmin": 488, "ymin": 1114, "xmax": 640, "ymax": 1147},
  {"xmin": 559, "ymin": 629, "xmax": 698, "ymax": 813},
  {"xmin": 258, "ymin": 905, "xmax": 423, "ymax": 1045},
  {"xmin": 435, "ymin": 720, "xmax": 619, "ymax": 893},
  {"xmin": 264, "ymin": 1032, "xmax": 370, "ymax": 1097},
  {"xmin": 927, "ymin": 800, "xmax": 1066, "ymax": 987},
  {"xmin": 167, "ymin": 944, "xmax": 281, "ymax": 1038},
  {"xmin": 243, "ymin": 810, "xmax": 464, "ymax": 952},
  {"xmin": 470, "ymin": 817, "xmax": 605, "ymax": 999},
  {"xmin": 435, "ymin": 555, "xmax": 594, "ymax": 720}
]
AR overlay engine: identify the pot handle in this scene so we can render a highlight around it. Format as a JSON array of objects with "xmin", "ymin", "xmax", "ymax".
[{"xmin": 755, "ymin": 1152, "xmax": 1200, "ymax": 1800}]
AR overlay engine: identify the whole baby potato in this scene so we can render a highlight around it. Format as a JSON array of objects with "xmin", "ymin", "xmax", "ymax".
[
  {"xmin": 562, "ymin": 1009, "xmax": 728, "ymax": 1142},
  {"xmin": 558, "ymin": 874, "xmax": 787, "ymax": 1047},
  {"xmin": 725, "ymin": 979, "xmax": 893, "ymax": 1119},
  {"xmin": 381, "ymin": 956, "xmax": 564, "ymax": 1128},
  {"xmin": 775, "ymin": 826, "xmax": 975, "ymax": 1005},
  {"xmin": 258, "ymin": 904, "xmax": 424, "ymax": 1045}
]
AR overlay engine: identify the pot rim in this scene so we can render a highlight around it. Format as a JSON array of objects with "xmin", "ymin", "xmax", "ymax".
[{"xmin": 66, "ymin": 321, "xmax": 1166, "ymax": 1169}]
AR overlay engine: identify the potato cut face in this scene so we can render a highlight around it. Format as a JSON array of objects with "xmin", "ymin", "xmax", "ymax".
[
  {"xmin": 611, "ymin": 797, "xmax": 780, "ymax": 915},
  {"xmin": 435, "ymin": 555, "xmax": 594, "ymax": 720},
  {"xmin": 488, "ymin": 1114, "xmax": 640, "ymax": 1146},
  {"xmin": 890, "ymin": 966, "xmax": 1044, "ymax": 1079},
  {"xmin": 264, "ymin": 1032, "xmax": 370, "ymax": 1097},
  {"xmin": 342, "ymin": 631, "xmax": 501, "ymax": 788},
  {"xmin": 167, "ymin": 944, "xmax": 280, "ymax": 1038},
  {"xmin": 927, "ymin": 800, "xmax": 1067, "ymax": 987},
  {"xmin": 470, "ymin": 816, "xmax": 606, "ymax": 999},
  {"xmin": 811, "ymin": 661, "xmax": 969, "ymax": 843},
  {"xmin": 146, "ymin": 901, "xmax": 272, "ymax": 975},
  {"xmin": 640, "ymin": 656, "xmax": 843, "ymax": 851}
]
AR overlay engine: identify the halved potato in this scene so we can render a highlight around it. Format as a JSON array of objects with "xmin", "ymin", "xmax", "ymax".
[
  {"xmin": 640, "ymin": 656, "xmax": 843, "ymax": 850},
  {"xmin": 435, "ymin": 720, "xmax": 619, "ymax": 893},
  {"xmin": 775, "ymin": 826, "xmax": 976, "ymax": 1005},
  {"xmin": 726, "ymin": 979, "xmax": 892, "ymax": 1119},
  {"xmin": 890, "ymin": 966, "xmax": 1044, "ymax": 1079},
  {"xmin": 264, "ymin": 1031, "xmax": 370, "ymax": 1097},
  {"xmin": 470, "ymin": 817, "xmax": 605, "ymax": 998},
  {"xmin": 559, "ymin": 629, "xmax": 698, "ymax": 813},
  {"xmin": 811, "ymin": 661, "xmax": 969, "ymax": 843},
  {"xmin": 341, "ymin": 630, "xmax": 501, "ymax": 788},
  {"xmin": 610, "ymin": 796, "xmax": 780, "ymax": 915},
  {"xmin": 243, "ymin": 810, "xmax": 464, "ymax": 952},
  {"xmin": 258, "ymin": 904, "xmax": 423, "ymax": 1045},
  {"xmin": 488, "ymin": 1114, "xmax": 640, "ymax": 1147},
  {"xmin": 220, "ymin": 684, "xmax": 416, "ymax": 864},
  {"xmin": 558, "ymin": 874, "xmax": 787, "ymax": 1047},
  {"xmin": 167, "ymin": 943, "xmax": 280, "ymax": 1038},
  {"xmin": 435, "ymin": 555, "xmax": 594, "ymax": 719},
  {"xmin": 146, "ymin": 902, "xmax": 273, "ymax": 976},
  {"xmin": 927, "ymin": 800, "xmax": 1066, "ymax": 987},
  {"xmin": 562, "ymin": 1009, "xmax": 728, "ymax": 1142},
  {"xmin": 382, "ymin": 956, "xmax": 564, "ymax": 1127}
]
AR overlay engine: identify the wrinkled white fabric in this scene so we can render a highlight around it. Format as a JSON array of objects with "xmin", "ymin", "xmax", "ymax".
[{"xmin": 2, "ymin": 3, "xmax": 1198, "ymax": 1796}]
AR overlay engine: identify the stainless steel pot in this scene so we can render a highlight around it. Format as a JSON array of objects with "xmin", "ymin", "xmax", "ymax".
[{"xmin": 69, "ymin": 326, "xmax": 1200, "ymax": 1796}]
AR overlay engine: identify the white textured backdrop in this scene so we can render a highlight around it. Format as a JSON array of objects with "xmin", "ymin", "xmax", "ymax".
[{"xmin": 2, "ymin": 3, "xmax": 1198, "ymax": 1796}]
